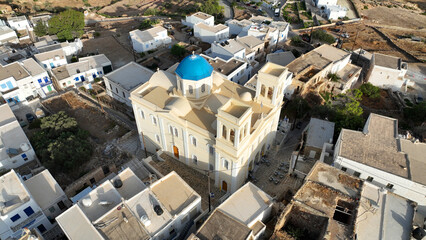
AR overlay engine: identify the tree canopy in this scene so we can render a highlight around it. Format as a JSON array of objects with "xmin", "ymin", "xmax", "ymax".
[
  {"xmin": 48, "ymin": 9, "xmax": 84, "ymax": 41},
  {"xmin": 171, "ymin": 44, "xmax": 186, "ymax": 58},
  {"xmin": 34, "ymin": 21, "xmax": 48, "ymax": 37},
  {"xmin": 359, "ymin": 83, "xmax": 380, "ymax": 99},
  {"xmin": 30, "ymin": 111, "xmax": 92, "ymax": 173},
  {"xmin": 199, "ymin": 0, "xmax": 224, "ymax": 17}
]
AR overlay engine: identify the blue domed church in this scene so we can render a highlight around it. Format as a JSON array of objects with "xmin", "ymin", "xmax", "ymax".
[{"xmin": 130, "ymin": 53, "xmax": 291, "ymax": 193}]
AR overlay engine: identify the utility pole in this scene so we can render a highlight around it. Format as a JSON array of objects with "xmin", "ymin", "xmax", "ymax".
[{"xmin": 207, "ymin": 171, "xmax": 211, "ymax": 212}]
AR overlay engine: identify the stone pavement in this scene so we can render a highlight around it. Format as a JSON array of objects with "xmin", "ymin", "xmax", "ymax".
[{"xmin": 253, "ymin": 121, "xmax": 308, "ymax": 200}]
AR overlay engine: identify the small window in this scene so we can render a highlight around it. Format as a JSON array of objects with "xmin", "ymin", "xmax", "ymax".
[
  {"xmin": 366, "ymin": 176, "xmax": 374, "ymax": 182},
  {"xmin": 49, "ymin": 206, "xmax": 56, "ymax": 213},
  {"xmin": 151, "ymin": 115, "xmax": 157, "ymax": 125},
  {"xmin": 24, "ymin": 206, "xmax": 34, "ymax": 216},
  {"xmin": 192, "ymin": 155, "xmax": 198, "ymax": 165},
  {"xmin": 116, "ymin": 88, "xmax": 118, "ymax": 94},
  {"xmin": 201, "ymin": 84, "xmax": 206, "ymax": 93},
  {"xmin": 189, "ymin": 85, "xmax": 193, "ymax": 94},
  {"xmin": 209, "ymin": 164, "xmax": 214, "ymax": 171},
  {"xmin": 10, "ymin": 214, "xmax": 20, "ymax": 222},
  {"xmin": 353, "ymin": 171, "xmax": 361, "ymax": 177},
  {"xmin": 174, "ymin": 128, "xmax": 179, "ymax": 137},
  {"xmin": 191, "ymin": 136, "xmax": 197, "ymax": 146},
  {"xmin": 37, "ymin": 224, "xmax": 47, "ymax": 233},
  {"xmin": 208, "ymin": 145, "xmax": 214, "ymax": 155},
  {"xmin": 155, "ymin": 134, "xmax": 161, "ymax": 143},
  {"xmin": 140, "ymin": 110, "xmax": 145, "ymax": 119},
  {"xmin": 90, "ymin": 178, "xmax": 96, "ymax": 184},
  {"xmin": 341, "ymin": 167, "xmax": 347, "ymax": 172},
  {"xmin": 223, "ymin": 158, "xmax": 229, "ymax": 170},
  {"xmin": 222, "ymin": 125, "xmax": 227, "ymax": 139},
  {"xmin": 122, "ymin": 92, "xmax": 126, "ymax": 98},
  {"xmin": 109, "ymin": 84, "xmax": 113, "ymax": 90},
  {"xmin": 57, "ymin": 200, "xmax": 66, "ymax": 210},
  {"xmin": 386, "ymin": 183, "xmax": 394, "ymax": 189},
  {"xmin": 169, "ymin": 125, "xmax": 173, "ymax": 134}
]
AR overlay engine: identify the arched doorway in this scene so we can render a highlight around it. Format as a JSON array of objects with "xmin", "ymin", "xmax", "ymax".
[
  {"xmin": 249, "ymin": 160, "xmax": 254, "ymax": 171},
  {"xmin": 173, "ymin": 146, "xmax": 179, "ymax": 159},
  {"xmin": 222, "ymin": 181, "xmax": 228, "ymax": 192}
]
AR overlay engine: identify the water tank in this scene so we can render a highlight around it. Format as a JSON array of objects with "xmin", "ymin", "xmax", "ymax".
[
  {"xmin": 20, "ymin": 143, "xmax": 30, "ymax": 152},
  {"xmin": 82, "ymin": 198, "xmax": 92, "ymax": 207},
  {"xmin": 412, "ymin": 227, "xmax": 426, "ymax": 240},
  {"xmin": 140, "ymin": 215, "xmax": 151, "ymax": 227},
  {"xmin": 154, "ymin": 205, "xmax": 163, "ymax": 216},
  {"xmin": 113, "ymin": 179, "xmax": 123, "ymax": 188}
]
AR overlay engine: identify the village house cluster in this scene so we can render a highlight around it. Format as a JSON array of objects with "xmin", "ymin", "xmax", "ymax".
[{"xmin": 0, "ymin": 5, "xmax": 425, "ymax": 240}]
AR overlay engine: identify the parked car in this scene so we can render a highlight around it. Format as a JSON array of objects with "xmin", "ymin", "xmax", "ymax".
[
  {"xmin": 26, "ymin": 113, "xmax": 35, "ymax": 123},
  {"xmin": 35, "ymin": 108, "xmax": 45, "ymax": 118},
  {"xmin": 336, "ymin": 21, "xmax": 344, "ymax": 26},
  {"xmin": 163, "ymin": 24, "xmax": 172, "ymax": 30}
]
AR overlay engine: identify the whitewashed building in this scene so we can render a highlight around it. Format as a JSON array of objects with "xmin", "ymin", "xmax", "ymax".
[
  {"xmin": 333, "ymin": 113, "xmax": 426, "ymax": 216},
  {"xmin": 34, "ymin": 48, "xmax": 67, "ymax": 70},
  {"xmin": 0, "ymin": 59, "xmax": 54, "ymax": 106},
  {"xmin": 366, "ymin": 53, "xmax": 409, "ymax": 91},
  {"xmin": 130, "ymin": 26, "xmax": 172, "ymax": 53},
  {"xmin": 314, "ymin": 0, "xmax": 337, "ymax": 7},
  {"xmin": 56, "ymin": 169, "xmax": 202, "ymax": 240},
  {"xmin": 194, "ymin": 23, "xmax": 229, "ymax": 44},
  {"xmin": 51, "ymin": 54, "xmax": 112, "ymax": 89},
  {"xmin": 183, "ymin": 12, "xmax": 214, "ymax": 28},
  {"xmin": 190, "ymin": 182, "xmax": 273, "ymax": 240},
  {"xmin": 104, "ymin": 62, "xmax": 154, "ymax": 106},
  {"xmin": 0, "ymin": 26, "xmax": 18, "ymax": 45},
  {"xmin": 35, "ymin": 39, "xmax": 83, "ymax": 58},
  {"xmin": 0, "ymin": 170, "xmax": 54, "ymax": 240},
  {"xmin": 130, "ymin": 54, "xmax": 289, "ymax": 193},
  {"xmin": 7, "ymin": 16, "xmax": 32, "ymax": 32},
  {"xmin": 325, "ymin": 5, "xmax": 347, "ymax": 20},
  {"xmin": 201, "ymin": 54, "xmax": 252, "ymax": 84},
  {"xmin": 0, "ymin": 104, "xmax": 36, "ymax": 170}
]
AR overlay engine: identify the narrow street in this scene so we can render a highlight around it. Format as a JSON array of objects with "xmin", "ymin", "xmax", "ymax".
[{"xmin": 219, "ymin": 0, "xmax": 234, "ymax": 20}]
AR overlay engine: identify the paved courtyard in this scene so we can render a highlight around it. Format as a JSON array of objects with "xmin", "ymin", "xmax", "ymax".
[{"xmin": 253, "ymin": 121, "xmax": 308, "ymax": 200}]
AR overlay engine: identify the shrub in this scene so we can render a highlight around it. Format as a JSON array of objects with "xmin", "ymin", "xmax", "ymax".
[
  {"xmin": 30, "ymin": 112, "xmax": 92, "ymax": 173},
  {"xmin": 28, "ymin": 119, "xmax": 42, "ymax": 129},
  {"xmin": 312, "ymin": 29, "xmax": 335, "ymax": 44},
  {"xmin": 171, "ymin": 44, "xmax": 186, "ymax": 57},
  {"xmin": 359, "ymin": 83, "xmax": 380, "ymax": 98},
  {"xmin": 290, "ymin": 35, "xmax": 303, "ymax": 47},
  {"xmin": 48, "ymin": 9, "xmax": 84, "ymax": 41},
  {"xmin": 328, "ymin": 73, "xmax": 340, "ymax": 82},
  {"xmin": 94, "ymin": 32, "xmax": 101, "ymax": 37},
  {"xmin": 139, "ymin": 19, "xmax": 160, "ymax": 30},
  {"xmin": 363, "ymin": 5, "xmax": 368, "ymax": 9}
]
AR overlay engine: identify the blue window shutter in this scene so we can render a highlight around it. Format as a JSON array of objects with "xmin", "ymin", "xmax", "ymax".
[
  {"xmin": 0, "ymin": 83, "xmax": 6, "ymax": 89},
  {"xmin": 6, "ymin": 81, "xmax": 13, "ymax": 89},
  {"xmin": 11, "ymin": 214, "xmax": 20, "ymax": 222},
  {"xmin": 21, "ymin": 153, "xmax": 27, "ymax": 158},
  {"xmin": 24, "ymin": 207, "xmax": 34, "ymax": 216},
  {"xmin": 14, "ymin": 96, "xmax": 20, "ymax": 102},
  {"xmin": 38, "ymin": 79, "xmax": 42, "ymax": 83},
  {"xmin": 74, "ymin": 77, "xmax": 79, "ymax": 81}
]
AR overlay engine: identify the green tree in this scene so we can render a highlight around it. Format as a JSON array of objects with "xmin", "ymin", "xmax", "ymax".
[
  {"xmin": 199, "ymin": 0, "xmax": 224, "ymax": 16},
  {"xmin": 48, "ymin": 9, "xmax": 84, "ymax": 41},
  {"xmin": 171, "ymin": 44, "xmax": 186, "ymax": 58},
  {"xmin": 30, "ymin": 111, "xmax": 92, "ymax": 173},
  {"xmin": 359, "ymin": 83, "xmax": 380, "ymax": 98},
  {"xmin": 139, "ymin": 19, "xmax": 160, "ymax": 30},
  {"xmin": 34, "ymin": 21, "xmax": 48, "ymax": 37}
]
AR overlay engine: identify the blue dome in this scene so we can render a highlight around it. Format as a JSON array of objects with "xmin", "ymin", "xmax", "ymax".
[{"xmin": 175, "ymin": 54, "xmax": 213, "ymax": 81}]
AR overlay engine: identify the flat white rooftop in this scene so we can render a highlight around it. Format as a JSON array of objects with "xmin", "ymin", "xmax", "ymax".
[
  {"xmin": 217, "ymin": 182, "xmax": 272, "ymax": 226},
  {"xmin": 126, "ymin": 189, "xmax": 173, "ymax": 235},
  {"xmin": 356, "ymin": 183, "xmax": 415, "ymax": 240},
  {"xmin": 105, "ymin": 62, "xmax": 154, "ymax": 91}
]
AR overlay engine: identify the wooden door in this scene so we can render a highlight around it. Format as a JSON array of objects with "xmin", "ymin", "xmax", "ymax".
[
  {"xmin": 222, "ymin": 181, "xmax": 228, "ymax": 192},
  {"xmin": 173, "ymin": 146, "xmax": 179, "ymax": 159}
]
